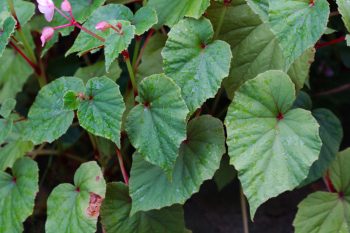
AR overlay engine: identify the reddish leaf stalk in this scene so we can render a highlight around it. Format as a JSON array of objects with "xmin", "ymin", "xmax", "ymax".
[
  {"xmin": 9, "ymin": 40, "xmax": 41, "ymax": 74},
  {"xmin": 116, "ymin": 148, "xmax": 129, "ymax": 185},
  {"xmin": 134, "ymin": 29, "xmax": 155, "ymax": 69},
  {"xmin": 315, "ymin": 36, "xmax": 346, "ymax": 49}
]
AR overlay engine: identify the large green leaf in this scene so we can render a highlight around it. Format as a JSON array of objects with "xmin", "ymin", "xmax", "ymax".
[
  {"xmin": 293, "ymin": 148, "xmax": 350, "ymax": 233},
  {"xmin": 126, "ymin": 74, "xmax": 188, "ymax": 176},
  {"xmin": 0, "ymin": 157, "xmax": 39, "ymax": 233},
  {"xmin": 46, "ymin": 161, "xmax": 106, "ymax": 233},
  {"xmin": 0, "ymin": 140, "xmax": 33, "ymax": 171},
  {"xmin": 104, "ymin": 20, "xmax": 135, "ymax": 71},
  {"xmin": 77, "ymin": 77, "xmax": 125, "ymax": 147},
  {"xmin": 248, "ymin": 0, "xmax": 269, "ymax": 21},
  {"xmin": 268, "ymin": 0, "xmax": 329, "ymax": 67},
  {"xmin": 225, "ymin": 70, "xmax": 322, "ymax": 218},
  {"xmin": 0, "ymin": 17, "xmax": 15, "ymax": 58},
  {"xmin": 162, "ymin": 18, "xmax": 232, "ymax": 113},
  {"xmin": 337, "ymin": 0, "xmax": 350, "ymax": 32},
  {"xmin": 24, "ymin": 77, "xmax": 85, "ymax": 145},
  {"xmin": 129, "ymin": 115, "xmax": 225, "ymax": 214},
  {"xmin": 132, "ymin": 6, "xmax": 157, "ymax": 35},
  {"xmin": 147, "ymin": 0, "xmax": 210, "ymax": 27},
  {"xmin": 0, "ymin": 49, "xmax": 33, "ymax": 103},
  {"xmin": 66, "ymin": 4, "xmax": 133, "ymax": 56},
  {"xmin": 101, "ymin": 182, "xmax": 189, "ymax": 233}
]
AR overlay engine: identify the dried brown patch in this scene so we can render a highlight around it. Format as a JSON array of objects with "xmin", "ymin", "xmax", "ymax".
[{"xmin": 86, "ymin": 193, "xmax": 103, "ymax": 218}]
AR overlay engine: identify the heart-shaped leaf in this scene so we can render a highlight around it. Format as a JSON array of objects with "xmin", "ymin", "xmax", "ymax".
[
  {"xmin": 294, "ymin": 148, "xmax": 350, "ymax": 233},
  {"xmin": 24, "ymin": 77, "xmax": 85, "ymax": 145},
  {"xmin": 101, "ymin": 182, "xmax": 189, "ymax": 233},
  {"xmin": 126, "ymin": 74, "xmax": 188, "ymax": 176},
  {"xmin": 45, "ymin": 161, "xmax": 106, "ymax": 233},
  {"xmin": 129, "ymin": 115, "xmax": 225, "ymax": 214},
  {"xmin": 0, "ymin": 157, "xmax": 38, "ymax": 233},
  {"xmin": 162, "ymin": 18, "xmax": 232, "ymax": 113},
  {"xmin": 268, "ymin": 0, "xmax": 329, "ymax": 66},
  {"xmin": 225, "ymin": 70, "xmax": 322, "ymax": 218}
]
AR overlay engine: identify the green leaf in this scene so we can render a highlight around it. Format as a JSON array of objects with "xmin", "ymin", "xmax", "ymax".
[
  {"xmin": 24, "ymin": 77, "xmax": 85, "ymax": 145},
  {"xmin": 337, "ymin": 0, "xmax": 350, "ymax": 32},
  {"xmin": 147, "ymin": 0, "xmax": 210, "ymax": 27},
  {"xmin": 126, "ymin": 74, "xmax": 188, "ymax": 176},
  {"xmin": 0, "ymin": 49, "xmax": 33, "ymax": 103},
  {"xmin": 162, "ymin": 18, "xmax": 232, "ymax": 113},
  {"xmin": 101, "ymin": 182, "xmax": 189, "ymax": 233},
  {"xmin": 213, "ymin": 154, "xmax": 237, "ymax": 191},
  {"xmin": 132, "ymin": 6, "xmax": 157, "ymax": 35},
  {"xmin": 0, "ymin": 119, "xmax": 12, "ymax": 144},
  {"xmin": 0, "ymin": 98, "xmax": 16, "ymax": 118},
  {"xmin": 74, "ymin": 61, "xmax": 122, "ymax": 83},
  {"xmin": 67, "ymin": 4, "xmax": 133, "ymax": 56},
  {"xmin": 46, "ymin": 161, "xmax": 106, "ymax": 233},
  {"xmin": 0, "ymin": 157, "xmax": 39, "ymax": 233},
  {"xmin": 247, "ymin": 0, "xmax": 269, "ymax": 21},
  {"xmin": 138, "ymin": 33, "xmax": 167, "ymax": 79},
  {"xmin": 304, "ymin": 109, "xmax": 343, "ymax": 185},
  {"xmin": 225, "ymin": 70, "xmax": 322, "ymax": 218},
  {"xmin": 207, "ymin": 0, "xmax": 286, "ymax": 98},
  {"xmin": 0, "ymin": 17, "xmax": 15, "ymax": 58},
  {"xmin": 293, "ymin": 91, "xmax": 312, "ymax": 110},
  {"xmin": 104, "ymin": 20, "xmax": 135, "ymax": 71},
  {"xmin": 0, "ymin": 140, "xmax": 33, "ymax": 171},
  {"xmin": 77, "ymin": 77, "xmax": 125, "ymax": 147},
  {"xmin": 293, "ymin": 148, "xmax": 350, "ymax": 233},
  {"xmin": 129, "ymin": 115, "xmax": 225, "ymax": 214},
  {"xmin": 63, "ymin": 91, "xmax": 80, "ymax": 111},
  {"xmin": 268, "ymin": 0, "xmax": 329, "ymax": 67}
]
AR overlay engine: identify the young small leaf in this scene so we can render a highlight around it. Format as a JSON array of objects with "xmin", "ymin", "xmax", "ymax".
[{"xmin": 132, "ymin": 6, "xmax": 157, "ymax": 35}]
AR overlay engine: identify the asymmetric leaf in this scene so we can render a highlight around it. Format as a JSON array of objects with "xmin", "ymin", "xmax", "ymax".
[
  {"xmin": 126, "ymin": 74, "xmax": 188, "ymax": 176},
  {"xmin": 77, "ymin": 77, "xmax": 125, "ymax": 147},
  {"xmin": 46, "ymin": 161, "xmax": 106, "ymax": 233},
  {"xmin": 101, "ymin": 182, "xmax": 188, "ymax": 233},
  {"xmin": 132, "ymin": 6, "xmax": 157, "ymax": 35},
  {"xmin": 225, "ymin": 70, "xmax": 322, "ymax": 217},
  {"xmin": 147, "ymin": 0, "xmax": 210, "ymax": 27},
  {"xmin": 0, "ymin": 140, "xmax": 33, "ymax": 171},
  {"xmin": 162, "ymin": 18, "xmax": 232, "ymax": 113},
  {"xmin": 0, "ymin": 157, "xmax": 38, "ymax": 233},
  {"xmin": 67, "ymin": 4, "xmax": 133, "ymax": 56},
  {"xmin": 24, "ymin": 77, "xmax": 85, "ymax": 145},
  {"xmin": 294, "ymin": 148, "xmax": 350, "ymax": 233},
  {"xmin": 129, "ymin": 115, "xmax": 225, "ymax": 214},
  {"xmin": 268, "ymin": 0, "xmax": 329, "ymax": 66}
]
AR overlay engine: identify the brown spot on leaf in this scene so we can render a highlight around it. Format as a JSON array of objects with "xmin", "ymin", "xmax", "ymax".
[
  {"xmin": 96, "ymin": 176, "xmax": 100, "ymax": 181},
  {"xmin": 86, "ymin": 193, "xmax": 103, "ymax": 218}
]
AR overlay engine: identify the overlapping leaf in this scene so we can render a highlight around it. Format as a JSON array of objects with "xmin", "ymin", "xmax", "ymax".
[
  {"xmin": 0, "ymin": 141, "xmax": 33, "ymax": 171},
  {"xmin": 162, "ymin": 18, "xmax": 232, "ymax": 113},
  {"xmin": 0, "ymin": 17, "xmax": 15, "ymax": 58},
  {"xmin": 74, "ymin": 61, "xmax": 122, "ymax": 84},
  {"xmin": 337, "ymin": 0, "xmax": 350, "ymax": 32},
  {"xmin": 132, "ymin": 6, "xmax": 157, "ymax": 35},
  {"xmin": 126, "ymin": 74, "xmax": 188, "ymax": 176},
  {"xmin": 0, "ymin": 157, "xmax": 38, "ymax": 233},
  {"xmin": 101, "ymin": 182, "xmax": 189, "ymax": 233},
  {"xmin": 225, "ymin": 70, "xmax": 322, "ymax": 218},
  {"xmin": 294, "ymin": 148, "xmax": 350, "ymax": 233},
  {"xmin": 46, "ymin": 161, "xmax": 106, "ymax": 233},
  {"xmin": 129, "ymin": 115, "xmax": 225, "ymax": 214}
]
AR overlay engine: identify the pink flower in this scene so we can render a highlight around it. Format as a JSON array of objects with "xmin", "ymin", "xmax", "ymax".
[
  {"xmin": 37, "ymin": 0, "xmax": 55, "ymax": 22},
  {"xmin": 61, "ymin": 0, "xmax": 72, "ymax": 12},
  {"xmin": 95, "ymin": 21, "xmax": 111, "ymax": 31},
  {"xmin": 40, "ymin": 27, "xmax": 55, "ymax": 47}
]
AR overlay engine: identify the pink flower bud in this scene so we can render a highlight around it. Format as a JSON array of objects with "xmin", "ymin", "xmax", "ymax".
[
  {"xmin": 61, "ymin": 0, "xmax": 72, "ymax": 12},
  {"xmin": 40, "ymin": 27, "xmax": 55, "ymax": 47},
  {"xmin": 116, "ymin": 22, "xmax": 122, "ymax": 30},
  {"xmin": 95, "ymin": 21, "xmax": 111, "ymax": 31},
  {"xmin": 36, "ymin": 0, "xmax": 55, "ymax": 22}
]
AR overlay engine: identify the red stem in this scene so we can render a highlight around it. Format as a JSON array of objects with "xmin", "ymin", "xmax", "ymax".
[
  {"xmin": 73, "ymin": 22, "xmax": 105, "ymax": 42},
  {"xmin": 116, "ymin": 148, "xmax": 129, "ymax": 185},
  {"xmin": 9, "ymin": 40, "xmax": 40, "ymax": 74},
  {"xmin": 134, "ymin": 29, "xmax": 155, "ymax": 69},
  {"xmin": 315, "ymin": 36, "xmax": 346, "ymax": 49},
  {"xmin": 323, "ymin": 171, "xmax": 336, "ymax": 193}
]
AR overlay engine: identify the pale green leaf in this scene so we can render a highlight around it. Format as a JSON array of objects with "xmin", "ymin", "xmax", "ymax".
[
  {"xmin": 162, "ymin": 18, "xmax": 232, "ymax": 113},
  {"xmin": 101, "ymin": 182, "xmax": 189, "ymax": 233},
  {"xmin": 126, "ymin": 74, "xmax": 188, "ymax": 176},
  {"xmin": 129, "ymin": 115, "xmax": 225, "ymax": 214},
  {"xmin": 0, "ymin": 157, "xmax": 38, "ymax": 233},
  {"xmin": 147, "ymin": 0, "xmax": 210, "ymax": 27},
  {"xmin": 337, "ymin": 0, "xmax": 350, "ymax": 32},
  {"xmin": 268, "ymin": 0, "xmax": 329, "ymax": 67},
  {"xmin": 0, "ymin": 140, "xmax": 33, "ymax": 171},
  {"xmin": 24, "ymin": 77, "xmax": 85, "ymax": 145},
  {"xmin": 67, "ymin": 4, "xmax": 133, "ymax": 56},
  {"xmin": 104, "ymin": 20, "xmax": 135, "ymax": 71},
  {"xmin": 74, "ymin": 61, "xmax": 122, "ymax": 83},
  {"xmin": 132, "ymin": 6, "xmax": 157, "ymax": 35},
  {"xmin": 294, "ymin": 148, "xmax": 350, "ymax": 233},
  {"xmin": 225, "ymin": 70, "xmax": 322, "ymax": 218},
  {"xmin": 77, "ymin": 77, "xmax": 125, "ymax": 147},
  {"xmin": 46, "ymin": 161, "xmax": 106, "ymax": 233}
]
